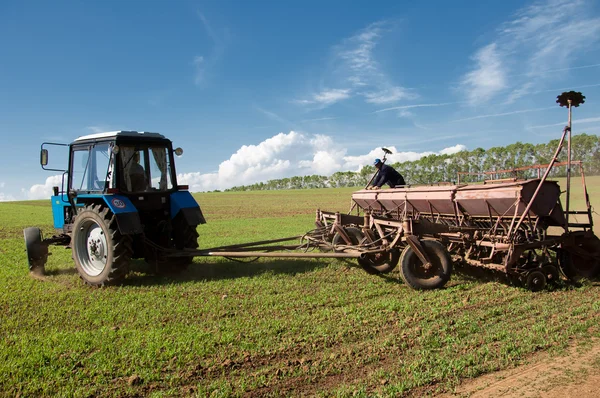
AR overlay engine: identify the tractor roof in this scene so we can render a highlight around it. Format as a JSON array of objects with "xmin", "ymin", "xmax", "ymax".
[{"xmin": 73, "ymin": 131, "xmax": 166, "ymax": 142}]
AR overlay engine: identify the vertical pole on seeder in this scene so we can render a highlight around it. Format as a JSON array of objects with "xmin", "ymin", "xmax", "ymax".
[
  {"xmin": 555, "ymin": 91, "xmax": 585, "ymax": 230},
  {"xmin": 565, "ymin": 98, "xmax": 572, "ymax": 228}
]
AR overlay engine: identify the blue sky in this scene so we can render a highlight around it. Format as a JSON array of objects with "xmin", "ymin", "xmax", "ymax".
[{"xmin": 1, "ymin": 0, "xmax": 600, "ymax": 200}]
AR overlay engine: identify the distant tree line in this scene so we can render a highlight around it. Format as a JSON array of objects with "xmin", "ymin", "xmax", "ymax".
[{"xmin": 225, "ymin": 133, "xmax": 600, "ymax": 192}]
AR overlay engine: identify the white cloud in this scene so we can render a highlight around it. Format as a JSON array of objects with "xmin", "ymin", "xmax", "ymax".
[
  {"xmin": 176, "ymin": 131, "xmax": 467, "ymax": 191},
  {"xmin": 338, "ymin": 21, "xmax": 412, "ymax": 104},
  {"xmin": 296, "ymin": 20, "xmax": 410, "ymax": 107},
  {"xmin": 530, "ymin": 83, "xmax": 600, "ymax": 95},
  {"xmin": 374, "ymin": 102, "xmax": 458, "ymax": 114},
  {"xmin": 397, "ymin": 109, "xmax": 413, "ymax": 118},
  {"xmin": 502, "ymin": 0, "xmax": 600, "ymax": 73},
  {"xmin": 364, "ymin": 86, "xmax": 410, "ymax": 104},
  {"xmin": 299, "ymin": 117, "xmax": 339, "ymax": 122},
  {"xmin": 461, "ymin": 0, "xmax": 600, "ymax": 105},
  {"xmin": 504, "ymin": 82, "xmax": 534, "ymax": 104},
  {"xmin": 439, "ymin": 144, "xmax": 468, "ymax": 155},
  {"xmin": 461, "ymin": 43, "xmax": 506, "ymax": 105},
  {"xmin": 343, "ymin": 145, "xmax": 466, "ymax": 171},
  {"xmin": 451, "ymin": 106, "xmax": 555, "ymax": 122},
  {"xmin": 312, "ymin": 88, "xmax": 352, "ymax": 105},
  {"xmin": 178, "ymin": 131, "xmax": 311, "ymax": 191},
  {"xmin": 0, "ymin": 182, "xmax": 4, "ymax": 188},
  {"xmin": 192, "ymin": 12, "xmax": 227, "ymax": 86},
  {"xmin": 26, "ymin": 175, "xmax": 63, "ymax": 200},
  {"xmin": 527, "ymin": 116, "xmax": 600, "ymax": 129},
  {"xmin": 255, "ymin": 106, "xmax": 291, "ymax": 125},
  {"xmin": 0, "ymin": 192, "xmax": 16, "ymax": 202}
]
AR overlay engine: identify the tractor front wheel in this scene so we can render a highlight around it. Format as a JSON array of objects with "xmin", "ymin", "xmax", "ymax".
[{"xmin": 72, "ymin": 204, "xmax": 132, "ymax": 286}]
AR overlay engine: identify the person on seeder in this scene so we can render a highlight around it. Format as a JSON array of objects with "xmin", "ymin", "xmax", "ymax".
[{"xmin": 366, "ymin": 158, "xmax": 406, "ymax": 190}]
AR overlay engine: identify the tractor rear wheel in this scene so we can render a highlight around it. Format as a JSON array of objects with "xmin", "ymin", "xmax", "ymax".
[
  {"xmin": 72, "ymin": 204, "xmax": 132, "ymax": 286},
  {"xmin": 399, "ymin": 240, "xmax": 452, "ymax": 290},
  {"xmin": 147, "ymin": 219, "xmax": 199, "ymax": 274},
  {"xmin": 171, "ymin": 220, "xmax": 199, "ymax": 269}
]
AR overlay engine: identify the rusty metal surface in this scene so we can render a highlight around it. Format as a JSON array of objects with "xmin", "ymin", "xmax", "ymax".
[
  {"xmin": 202, "ymin": 251, "xmax": 366, "ymax": 259},
  {"xmin": 456, "ymin": 180, "xmax": 564, "ymax": 223},
  {"xmin": 352, "ymin": 180, "xmax": 562, "ymax": 222}
]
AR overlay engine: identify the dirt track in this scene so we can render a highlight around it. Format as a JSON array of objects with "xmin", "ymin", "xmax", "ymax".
[{"xmin": 441, "ymin": 340, "xmax": 600, "ymax": 397}]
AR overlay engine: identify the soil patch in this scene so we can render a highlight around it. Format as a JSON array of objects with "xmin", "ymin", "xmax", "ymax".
[{"xmin": 441, "ymin": 339, "xmax": 600, "ymax": 398}]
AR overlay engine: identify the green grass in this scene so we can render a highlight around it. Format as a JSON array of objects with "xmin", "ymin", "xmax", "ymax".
[{"xmin": 1, "ymin": 179, "xmax": 599, "ymax": 397}]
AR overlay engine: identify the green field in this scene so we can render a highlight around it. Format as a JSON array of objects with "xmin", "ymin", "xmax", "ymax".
[{"xmin": 1, "ymin": 178, "xmax": 599, "ymax": 397}]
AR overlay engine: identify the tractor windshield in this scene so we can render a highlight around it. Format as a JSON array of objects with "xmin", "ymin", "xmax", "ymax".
[
  {"xmin": 119, "ymin": 146, "xmax": 173, "ymax": 192},
  {"xmin": 71, "ymin": 143, "xmax": 113, "ymax": 192}
]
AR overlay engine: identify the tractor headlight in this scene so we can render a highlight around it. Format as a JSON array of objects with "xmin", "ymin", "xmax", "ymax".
[
  {"xmin": 174, "ymin": 147, "xmax": 183, "ymax": 156},
  {"xmin": 113, "ymin": 145, "xmax": 120, "ymax": 154}
]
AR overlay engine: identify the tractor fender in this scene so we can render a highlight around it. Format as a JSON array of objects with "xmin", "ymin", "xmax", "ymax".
[
  {"xmin": 101, "ymin": 195, "xmax": 143, "ymax": 235},
  {"xmin": 170, "ymin": 191, "xmax": 206, "ymax": 226}
]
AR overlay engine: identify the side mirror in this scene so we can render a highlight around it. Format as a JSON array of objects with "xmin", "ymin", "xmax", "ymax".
[
  {"xmin": 174, "ymin": 147, "xmax": 183, "ymax": 156},
  {"xmin": 40, "ymin": 149, "xmax": 49, "ymax": 166}
]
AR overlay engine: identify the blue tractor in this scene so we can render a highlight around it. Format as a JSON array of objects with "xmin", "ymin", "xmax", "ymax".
[{"xmin": 23, "ymin": 131, "xmax": 205, "ymax": 286}]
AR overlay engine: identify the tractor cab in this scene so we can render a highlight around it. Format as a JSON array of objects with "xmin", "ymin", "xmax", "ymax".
[
  {"xmin": 43, "ymin": 131, "xmax": 179, "ymax": 196},
  {"xmin": 67, "ymin": 132, "xmax": 179, "ymax": 195}
]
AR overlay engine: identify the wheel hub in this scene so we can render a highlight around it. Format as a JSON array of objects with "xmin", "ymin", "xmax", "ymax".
[
  {"xmin": 526, "ymin": 270, "xmax": 547, "ymax": 292},
  {"xmin": 88, "ymin": 238, "xmax": 105, "ymax": 261}
]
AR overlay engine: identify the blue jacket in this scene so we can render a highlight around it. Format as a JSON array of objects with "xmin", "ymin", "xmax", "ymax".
[{"xmin": 373, "ymin": 164, "xmax": 405, "ymax": 188}]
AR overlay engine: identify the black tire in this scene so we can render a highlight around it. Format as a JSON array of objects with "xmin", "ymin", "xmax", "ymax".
[
  {"xmin": 332, "ymin": 227, "xmax": 363, "ymax": 249},
  {"xmin": 171, "ymin": 221, "xmax": 199, "ymax": 269},
  {"xmin": 562, "ymin": 235, "xmax": 600, "ymax": 279},
  {"xmin": 399, "ymin": 240, "xmax": 452, "ymax": 290},
  {"xmin": 23, "ymin": 227, "xmax": 48, "ymax": 273},
  {"xmin": 147, "ymin": 219, "xmax": 199, "ymax": 274},
  {"xmin": 332, "ymin": 227, "xmax": 368, "ymax": 271},
  {"xmin": 525, "ymin": 270, "xmax": 547, "ymax": 292},
  {"xmin": 72, "ymin": 204, "xmax": 132, "ymax": 286},
  {"xmin": 557, "ymin": 249, "xmax": 576, "ymax": 280},
  {"xmin": 541, "ymin": 264, "xmax": 560, "ymax": 285},
  {"xmin": 357, "ymin": 237, "xmax": 400, "ymax": 275}
]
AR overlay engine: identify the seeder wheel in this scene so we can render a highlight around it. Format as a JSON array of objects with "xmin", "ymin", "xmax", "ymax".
[
  {"xmin": 357, "ymin": 237, "xmax": 399, "ymax": 275},
  {"xmin": 525, "ymin": 270, "xmax": 547, "ymax": 292},
  {"xmin": 332, "ymin": 227, "xmax": 400, "ymax": 275},
  {"xmin": 332, "ymin": 227, "xmax": 364, "ymax": 249},
  {"xmin": 541, "ymin": 264, "xmax": 560, "ymax": 285},
  {"xmin": 399, "ymin": 240, "xmax": 452, "ymax": 290},
  {"xmin": 560, "ymin": 234, "xmax": 600, "ymax": 279}
]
